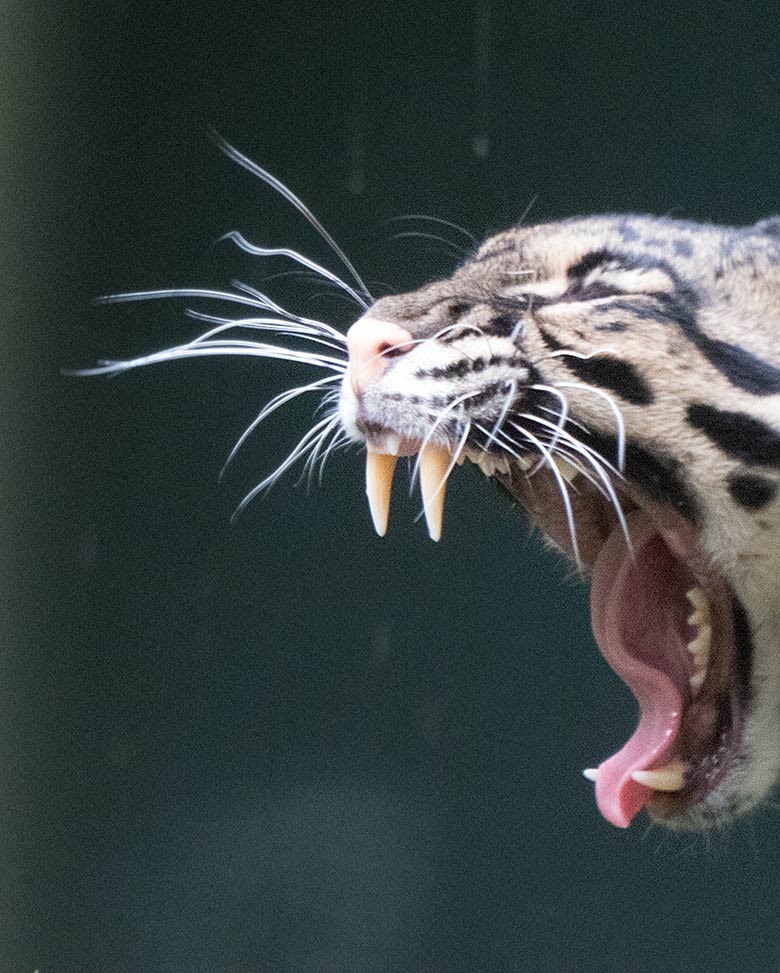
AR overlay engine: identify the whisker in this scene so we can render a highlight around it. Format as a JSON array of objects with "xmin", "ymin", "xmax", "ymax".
[
  {"xmin": 410, "ymin": 390, "xmax": 482, "ymax": 493},
  {"xmin": 387, "ymin": 231, "xmax": 468, "ymax": 259},
  {"xmin": 183, "ymin": 307, "xmax": 346, "ymax": 341},
  {"xmin": 69, "ymin": 341, "xmax": 347, "ymax": 378},
  {"xmin": 220, "ymin": 374, "xmax": 343, "ymax": 479},
  {"xmin": 482, "ymin": 380, "xmax": 517, "ymax": 453},
  {"xmin": 386, "ymin": 214, "xmax": 478, "ymax": 245},
  {"xmin": 95, "ymin": 287, "xmax": 286, "ymax": 311},
  {"xmin": 553, "ymin": 380, "xmax": 626, "ymax": 471},
  {"xmin": 299, "ymin": 413, "xmax": 344, "ymax": 488},
  {"xmin": 316, "ymin": 428, "xmax": 352, "ymax": 484},
  {"xmin": 478, "ymin": 420, "xmax": 582, "ymax": 570},
  {"xmin": 232, "ymin": 413, "xmax": 340, "ymax": 518},
  {"xmin": 411, "ymin": 420, "xmax": 471, "ymax": 526},
  {"xmin": 529, "ymin": 383, "xmax": 569, "ymax": 454},
  {"xmin": 208, "ymin": 130, "xmax": 373, "ymax": 303},
  {"xmin": 221, "ymin": 231, "xmax": 370, "ymax": 310},
  {"xmin": 509, "ymin": 416, "xmax": 632, "ymax": 552},
  {"xmin": 182, "ymin": 315, "xmax": 349, "ymax": 357}
]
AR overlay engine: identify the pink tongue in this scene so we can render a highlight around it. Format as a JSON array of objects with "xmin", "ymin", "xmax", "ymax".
[{"xmin": 590, "ymin": 511, "xmax": 688, "ymax": 828}]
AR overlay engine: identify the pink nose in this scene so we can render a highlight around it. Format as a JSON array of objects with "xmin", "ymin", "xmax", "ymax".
[{"xmin": 346, "ymin": 316, "xmax": 413, "ymax": 396}]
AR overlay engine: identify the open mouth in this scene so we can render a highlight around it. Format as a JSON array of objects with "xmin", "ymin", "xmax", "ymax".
[{"xmin": 363, "ymin": 436, "xmax": 750, "ymax": 829}]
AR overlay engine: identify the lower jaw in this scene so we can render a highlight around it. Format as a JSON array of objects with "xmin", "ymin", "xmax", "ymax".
[{"xmin": 498, "ymin": 463, "xmax": 747, "ymax": 829}]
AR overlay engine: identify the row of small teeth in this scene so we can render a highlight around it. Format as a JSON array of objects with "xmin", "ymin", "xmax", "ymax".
[
  {"xmin": 686, "ymin": 586, "xmax": 711, "ymax": 694},
  {"xmin": 365, "ymin": 444, "xmax": 580, "ymax": 541},
  {"xmin": 582, "ymin": 761, "xmax": 689, "ymax": 793}
]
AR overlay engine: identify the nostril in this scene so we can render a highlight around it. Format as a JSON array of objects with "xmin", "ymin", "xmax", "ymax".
[
  {"xmin": 346, "ymin": 316, "xmax": 414, "ymax": 395},
  {"xmin": 378, "ymin": 340, "xmax": 407, "ymax": 359}
]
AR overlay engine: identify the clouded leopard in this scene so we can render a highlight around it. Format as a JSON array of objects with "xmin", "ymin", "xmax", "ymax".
[{"xmin": 83, "ymin": 138, "xmax": 780, "ymax": 830}]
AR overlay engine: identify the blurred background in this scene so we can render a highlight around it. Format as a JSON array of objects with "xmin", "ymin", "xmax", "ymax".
[{"xmin": 5, "ymin": 2, "xmax": 780, "ymax": 969}]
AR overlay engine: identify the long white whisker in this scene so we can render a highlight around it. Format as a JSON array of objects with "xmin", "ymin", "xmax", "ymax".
[
  {"xmin": 316, "ymin": 428, "xmax": 352, "ymax": 484},
  {"xmin": 411, "ymin": 420, "xmax": 472, "ymax": 526},
  {"xmin": 509, "ymin": 416, "xmax": 632, "ymax": 552},
  {"xmin": 537, "ymin": 403, "xmax": 591, "ymax": 436},
  {"xmin": 538, "ymin": 346, "xmax": 619, "ymax": 363},
  {"xmin": 183, "ymin": 317, "xmax": 348, "ymax": 358},
  {"xmin": 299, "ymin": 414, "xmax": 343, "ymax": 488},
  {"xmin": 209, "ymin": 130, "xmax": 373, "ymax": 302},
  {"xmin": 410, "ymin": 390, "xmax": 482, "ymax": 493},
  {"xmin": 70, "ymin": 341, "xmax": 347, "ymax": 377},
  {"xmin": 479, "ymin": 420, "xmax": 582, "ymax": 570},
  {"xmin": 386, "ymin": 214, "xmax": 478, "ymax": 245},
  {"xmin": 553, "ymin": 380, "xmax": 626, "ymax": 470},
  {"xmin": 229, "ymin": 282, "xmax": 351, "ymax": 341},
  {"xmin": 482, "ymin": 380, "xmax": 517, "ymax": 453},
  {"xmin": 183, "ymin": 307, "xmax": 348, "ymax": 344},
  {"xmin": 95, "ymin": 287, "xmax": 281, "ymax": 311},
  {"xmin": 529, "ymin": 384, "xmax": 569, "ymax": 454},
  {"xmin": 221, "ymin": 231, "xmax": 370, "ymax": 310},
  {"xmin": 387, "ymin": 230, "xmax": 468, "ymax": 258},
  {"xmin": 233, "ymin": 413, "xmax": 339, "ymax": 518},
  {"xmin": 220, "ymin": 375, "xmax": 343, "ymax": 479}
]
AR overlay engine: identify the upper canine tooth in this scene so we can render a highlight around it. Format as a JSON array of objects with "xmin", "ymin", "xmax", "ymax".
[
  {"xmin": 365, "ymin": 450, "xmax": 397, "ymax": 537},
  {"xmin": 631, "ymin": 761, "xmax": 688, "ymax": 792},
  {"xmin": 418, "ymin": 444, "xmax": 453, "ymax": 542},
  {"xmin": 582, "ymin": 767, "xmax": 599, "ymax": 782}
]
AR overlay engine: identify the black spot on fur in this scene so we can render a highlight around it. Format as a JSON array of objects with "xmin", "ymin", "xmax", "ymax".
[
  {"xmin": 623, "ymin": 442, "xmax": 696, "ymax": 516},
  {"xmin": 537, "ymin": 327, "xmax": 654, "ymax": 404},
  {"xmin": 572, "ymin": 356, "xmax": 654, "ymax": 405},
  {"xmin": 727, "ymin": 473, "xmax": 778, "ymax": 509},
  {"xmin": 687, "ymin": 404, "xmax": 780, "ymax": 467},
  {"xmin": 446, "ymin": 302, "xmax": 472, "ymax": 323},
  {"xmin": 487, "ymin": 313, "xmax": 520, "ymax": 335},
  {"xmin": 652, "ymin": 294, "xmax": 780, "ymax": 395},
  {"xmin": 583, "ymin": 430, "xmax": 698, "ymax": 519},
  {"xmin": 695, "ymin": 336, "xmax": 780, "ymax": 395},
  {"xmin": 568, "ymin": 249, "xmax": 616, "ymax": 279}
]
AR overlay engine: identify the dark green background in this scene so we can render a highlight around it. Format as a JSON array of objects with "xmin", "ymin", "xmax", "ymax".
[{"xmin": 6, "ymin": 2, "xmax": 780, "ymax": 970}]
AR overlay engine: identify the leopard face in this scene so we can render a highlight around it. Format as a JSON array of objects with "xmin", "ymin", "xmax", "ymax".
[{"xmin": 339, "ymin": 215, "xmax": 780, "ymax": 829}]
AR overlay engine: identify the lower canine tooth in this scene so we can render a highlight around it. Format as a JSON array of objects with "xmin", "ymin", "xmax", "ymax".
[
  {"xmin": 418, "ymin": 444, "xmax": 453, "ymax": 542},
  {"xmin": 631, "ymin": 761, "xmax": 688, "ymax": 792},
  {"xmin": 365, "ymin": 450, "xmax": 397, "ymax": 537}
]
